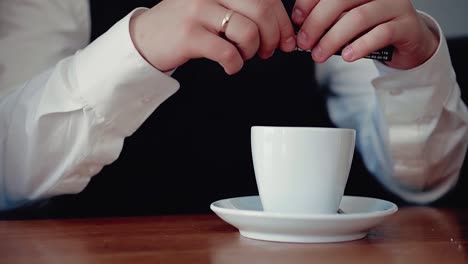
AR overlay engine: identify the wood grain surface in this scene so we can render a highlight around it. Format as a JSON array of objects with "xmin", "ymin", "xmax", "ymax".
[{"xmin": 1, "ymin": 207, "xmax": 467, "ymax": 264}]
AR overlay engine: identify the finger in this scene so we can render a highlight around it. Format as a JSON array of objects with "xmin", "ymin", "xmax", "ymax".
[
  {"xmin": 311, "ymin": 1, "xmax": 398, "ymax": 63},
  {"xmin": 273, "ymin": 2, "xmax": 296, "ymax": 52},
  {"xmin": 201, "ymin": 4, "xmax": 260, "ymax": 60},
  {"xmin": 218, "ymin": 0, "xmax": 284, "ymax": 58},
  {"xmin": 189, "ymin": 29, "xmax": 244, "ymax": 75},
  {"xmin": 297, "ymin": 0, "xmax": 370, "ymax": 51},
  {"xmin": 341, "ymin": 21, "xmax": 400, "ymax": 63},
  {"xmin": 292, "ymin": 0, "xmax": 319, "ymax": 25},
  {"xmin": 224, "ymin": 13, "xmax": 261, "ymax": 60}
]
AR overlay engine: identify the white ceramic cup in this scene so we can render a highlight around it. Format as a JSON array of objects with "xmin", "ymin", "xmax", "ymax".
[{"xmin": 251, "ymin": 126, "xmax": 356, "ymax": 214}]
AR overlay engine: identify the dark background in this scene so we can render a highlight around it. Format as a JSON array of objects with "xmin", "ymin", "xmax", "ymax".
[
  {"xmin": 0, "ymin": 2, "xmax": 467, "ymax": 219},
  {"xmin": 88, "ymin": 1, "xmax": 468, "ymax": 211},
  {"xmin": 87, "ymin": 1, "xmax": 468, "ymax": 212}
]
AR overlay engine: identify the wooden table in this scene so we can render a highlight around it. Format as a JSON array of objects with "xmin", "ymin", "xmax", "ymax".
[{"xmin": 1, "ymin": 207, "xmax": 467, "ymax": 263}]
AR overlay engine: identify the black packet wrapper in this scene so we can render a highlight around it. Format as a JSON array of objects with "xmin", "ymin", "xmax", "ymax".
[
  {"xmin": 294, "ymin": 25, "xmax": 394, "ymax": 62},
  {"xmin": 296, "ymin": 43, "xmax": 394, "ymax": 62},
  {"xmin": 335, "ymin": 45, "xmax": 394, "ymax": 62}
]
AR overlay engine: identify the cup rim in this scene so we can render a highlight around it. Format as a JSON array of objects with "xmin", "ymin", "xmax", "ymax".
[{"xmin": 251, "ymin": 126, "xmax": 355, "ymax": 133}]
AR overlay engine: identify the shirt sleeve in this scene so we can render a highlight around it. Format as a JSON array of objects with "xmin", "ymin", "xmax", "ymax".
[
  {"xmin": 317, "ymin": 12, "xmax": 468, "ymax": 204},
  {"xmin": 0, "ymin": 3, "xmax": 180, "ymax": 210}
]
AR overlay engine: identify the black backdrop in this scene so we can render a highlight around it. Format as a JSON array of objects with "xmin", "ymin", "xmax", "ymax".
[{"xmin": 1, "ymin": 1, "xmax": 467, "ymax": 219}]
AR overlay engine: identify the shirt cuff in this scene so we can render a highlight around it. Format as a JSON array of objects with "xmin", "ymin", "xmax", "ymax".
[
  {"xmin": 369, "ymin": 12, "xmax": 460, "ymax": 201},
  {"xmin": 73, "ymin": 8, "xmax": 180, "ymax": 137},
  {"xmin": 371, "ymin": 11, "xmax": 456, "ymax": 127}
]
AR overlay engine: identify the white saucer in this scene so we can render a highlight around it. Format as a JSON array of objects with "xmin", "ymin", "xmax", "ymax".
[{"xmin": 210, "ymin": 195, "xmax": 398, "ymax": 243}]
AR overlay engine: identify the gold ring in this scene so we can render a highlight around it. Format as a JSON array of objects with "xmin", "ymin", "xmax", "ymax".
[{"xmin": 220, "ymin": 10, "xmax": 234, "ymax": 34}]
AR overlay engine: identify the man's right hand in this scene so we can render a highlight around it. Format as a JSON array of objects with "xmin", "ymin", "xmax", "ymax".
[{"xmin": 129, "ymin": 0, "xmax": 297, "ymax": 75}]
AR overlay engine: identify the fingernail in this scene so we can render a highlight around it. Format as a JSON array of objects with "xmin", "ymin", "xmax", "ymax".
[
  {"xmin": 261, "ymin": 49, "xmax": 275, "ymax": 59},
  {"xmin": 283, "ymin": 36, "xmax": 296, "ymax": 50},
  {"xmin": 342, "ymin": 46, "xmax": 354, "ymax": 61},
  {"xmin": 312, "ymin": 45, "xmax": 323, "ymax": 61},
  {"xmin": 297, "ymin": 31, "xmax": 308, "ymax": 47},
  {"xmin": 268, "ymin": 49, "xmax": 275, "ymax": 58},
  {"xmin": 285, "ymin": 36, "xmax": 295, "ymax": 44},
  {"xmin": 293, "ymin": 8, "xmax": 304, "ymax": 24}
]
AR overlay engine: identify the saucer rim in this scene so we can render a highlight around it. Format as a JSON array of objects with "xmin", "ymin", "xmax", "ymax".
[{"xmin": 210, "ymin": 195, "xmax": 398, "ymax": 220}]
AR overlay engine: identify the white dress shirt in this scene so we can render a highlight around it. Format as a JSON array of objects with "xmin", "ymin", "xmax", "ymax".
[{"xmin": 0, "ymin": 0, "xmax": 467, "ymax": 210}]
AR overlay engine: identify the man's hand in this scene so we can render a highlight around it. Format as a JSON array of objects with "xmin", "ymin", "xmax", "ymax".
[
  {"xmin": 293, "ymin": 0, "xmax": 439, "ymax": 69},
  {"xmin": 129, "ymin": 0, "xmax": 297, "ymax": 75}
]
